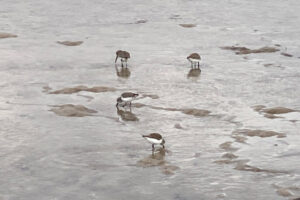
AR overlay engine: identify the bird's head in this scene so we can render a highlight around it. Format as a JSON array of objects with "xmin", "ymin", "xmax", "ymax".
[
  {"xmin": 115, "ymin": 50, "xmax": 122, "ymax": 63},
  {"xmin": 116, "ymin": 97, "xmax": 123, "ymax": 107}
]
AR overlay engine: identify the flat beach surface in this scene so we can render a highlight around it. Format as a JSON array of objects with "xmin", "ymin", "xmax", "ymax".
[{"xmin": 0, "ymin": 0, "xmax": 300, "ymax": 199}]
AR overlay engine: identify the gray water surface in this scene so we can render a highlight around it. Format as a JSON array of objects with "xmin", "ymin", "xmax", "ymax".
[{"xmin": 1, "ymin": 0, "xmax": 300, "ymax": 199}]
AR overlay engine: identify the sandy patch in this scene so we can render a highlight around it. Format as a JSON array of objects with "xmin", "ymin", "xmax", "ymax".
[
  {"xmin": 179, "ymin": 24, "xmax": 197, "ymax": 28},
  {"xmin": 174, "ymin": 123, "xmax": 183, "ymax": 129},
  {"xmin": 57, "ymin": 41, "xmax": 83, "ymax": 46},
  {"xmin": 233, "ymin": 129, "xmax": 286, "ymax": 138},
  {"xmin": 50, "ymin": 104, "xmax": 97, "ymax": 117},
  {"xmin": 0, "ymin": 33, "xmax": 17, "ymax": 39},
  {"xmin": 50, "ymin": 85, "xmax": 116, "ymax": 94},
  {"xmin": 263, "ymin": 107, "xmax": 297, "ymax": 115},
  {"xmin": 252, "ymin": 105, "xmax": 297, "ymax": 119},
  {"xmin": 222, "ymin": 153, "xmax": 238, "ymax": 159},
  {"xmin": 219, "ymin": 141, "xmax": 238, "ymax": 152},
  {"xmin": 181, "ymin": 108, "xmax": 211, "ymax": 117},
  {"xmin": 135, "ymin": 19, "xmax": 147, "ymax": 24},
  {"xmin": 221, "ymin": 46, "xmax": 279, "ymax": 54},
  {"xmin": 281, "ymin": 52, "xmax": 293, "ymax": 57}
]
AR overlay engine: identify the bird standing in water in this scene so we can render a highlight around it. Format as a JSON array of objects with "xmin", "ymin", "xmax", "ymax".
[
  {"xmin": 142, "ymin": 133, "xmax": 165, "ymax": 152},
  {"xmin": 187, "ymin": 53, "xmax": 201, "ymax": 68},
  {"xmin": 115, "ymin": 50, "xmax": 130, "ymax": 67},
  {"xmin": 116, "ymin": 92, "xmax": 139, "ymax": 108}
]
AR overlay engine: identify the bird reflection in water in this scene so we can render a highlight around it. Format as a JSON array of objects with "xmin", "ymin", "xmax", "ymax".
[
  {"xmin": 187, "ymin": 68, "xmax": 201, "ymax": 79},
  {"xmin": 137, "ymin": 148, "xmax": 166, "ymax": 167},
  {"xmin": 115, "ymin": 64, "xmax": 131, "ymax": 78},
  {"xmin": 136, "ymin": 148, "xmax": 179, "ymax": 175},
  {"xmin": 116, "ymin": 107, "xmax": 138, "ymax": 121}
]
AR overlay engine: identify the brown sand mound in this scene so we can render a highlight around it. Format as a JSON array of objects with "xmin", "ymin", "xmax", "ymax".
[
  {"xmin": 281, "ymin": 52, "xmax": 293, "ymax": 57},
  {"xmin": 181, "ymin": 108, "xmax": 210, "ymax": 117},
  {"xmin": 174, "ymin": 123, "xmax": 183, "ymax": 129},
  {"xmin": 50, "ymin": 85, "xmax": 116, "ymax": 94},
  {"xmin": 57, "ymin": 41, "xmax": 83, "ymax": 46},
  {"xmin": 252, "ymin": 105, "xmax": 297, "ymax": 119},
  {"xmin": 252, "ymin": 105, "xmax": 266, "ymax": 112},
  {"xmin": 222, "ymin": 153, "xmax": 238, "ymax": 159},
  {"xmin": 234, "ymin": 129, "xmax": 286, "ymax": 138},
  {"xmin": 221, "ymin": 46, "xmax": 279, "ymax": 54},
  {"xmin": 263, "ymin": 107, "xmax": 297, "ymax": 115},
  {"xmin": 160, "ymin": 165, "xmax": 180, "ymax": 175},
  {"xmin": 179, "ymin": 24, "xmax": 196, "ymax": 28},
  {"xmin": 50, "ymin": 104, "xmax": 97, "ymax": 117},
  {"xmin": 0, "ymin": 33, "xmax": 17, "ymax": 39},
  {"xmin": 135, "ymin": 19, "xmax": 147, "ymax": 24},
  {"xmin": 231, "ymin": 135, "xmax": 247, "ymax": 143},
  {"xmin": 86, "ymin": 86, "xmax": 116, "ymax": 93},
  {"xmin": 219, "ymin": 141, "xmax": 238, "ymax": 152}
]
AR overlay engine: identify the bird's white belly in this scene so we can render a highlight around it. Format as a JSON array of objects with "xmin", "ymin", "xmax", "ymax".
[
  {"xmin": 145, "ymin": 137, "xmax": 162, "ymax": 144},
  {"xmin": 189, "ymin": 58, "xmax": 200, "ymax": 63},
  {"xmin": 121, "ymin": 97, "xmax": 134, "ymax": 102}
]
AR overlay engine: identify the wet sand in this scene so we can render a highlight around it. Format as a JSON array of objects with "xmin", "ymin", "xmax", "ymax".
[{"xmin": 1, "ymin": 0, "xmax": 300, "ymax": 199}]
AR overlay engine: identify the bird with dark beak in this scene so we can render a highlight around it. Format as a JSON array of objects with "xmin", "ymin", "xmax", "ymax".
[
  {"xmin": 116, "ymin": 92, "xmax": 139, "ymax": 108},
  {"xmin": 187, "ymin": 53, "xmax": 201, "ymax": 68},
  {"xmin": 142, "ymin": 133, "xmax": 165, "ymax": 152}
]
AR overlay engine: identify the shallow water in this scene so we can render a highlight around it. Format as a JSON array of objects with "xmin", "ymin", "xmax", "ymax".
[{"xmin": 1, "ymin": 0, "xmax": 300, "ymax": 199}]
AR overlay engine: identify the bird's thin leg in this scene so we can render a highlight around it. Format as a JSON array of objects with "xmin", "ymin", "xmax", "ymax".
[
  {"xmin": 162, "ymin": 144, "xmax": 165, "ymax": 149},
  {"xmin": 152, "ymin": 144, "xmax": 155, "ymax": 152},
  {"xmin": 198, "ymin": 61, "xmax": 200, "ymax": 68}
]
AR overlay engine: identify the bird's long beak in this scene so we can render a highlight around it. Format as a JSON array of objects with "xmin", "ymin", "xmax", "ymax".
[{"xmin": 115, "ymin": 55, "xmax": 118, "ymax": 63}]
